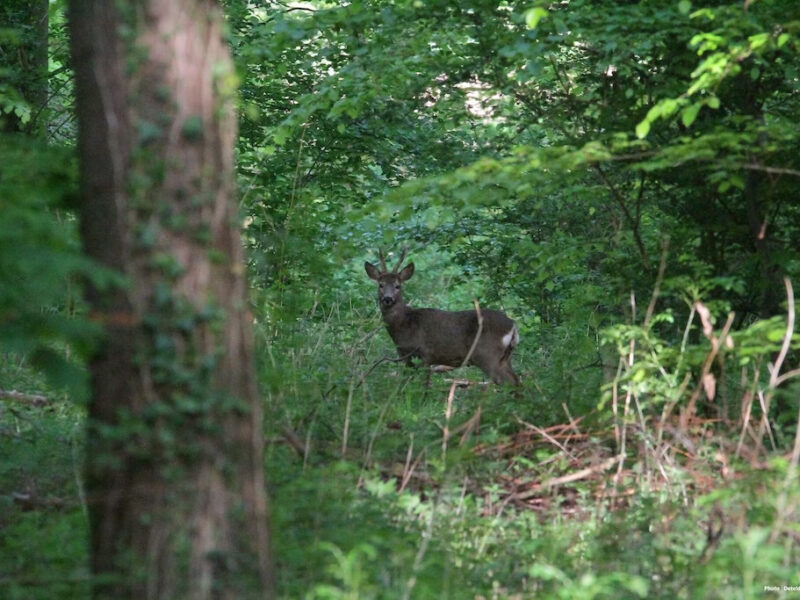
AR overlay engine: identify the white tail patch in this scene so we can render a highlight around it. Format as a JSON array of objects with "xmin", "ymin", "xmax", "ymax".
[{"xmin": 502, "ymin": 325, "xmax": 519, "ymax": 349}]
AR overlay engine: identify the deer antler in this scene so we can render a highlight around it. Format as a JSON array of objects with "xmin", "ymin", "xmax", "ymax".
[
  {"xmin": 378, "ymin": 249, "xmax": 388, "ymax": 272},
  {"xmin": 393, "ymin": 247, "xmax": 408, "ymax": 273}
]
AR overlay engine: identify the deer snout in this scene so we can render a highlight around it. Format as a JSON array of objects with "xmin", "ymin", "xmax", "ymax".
[{"xmin": 381, "ymin": 295, "xmax": 395, "ymax": 307}]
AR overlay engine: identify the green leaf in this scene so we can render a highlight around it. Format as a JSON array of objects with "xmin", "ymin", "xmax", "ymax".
[
  {"xmin": 678, "ymin": 0, "xmax": 692, "ymax": 15},
  {"xmin": 635, "ymin": 119, "xmax": 650, "ymax": 139},
  {"xmin": 273, "ymin": 125, "xmax": 290, "ymax": 146},
  {"xmin": 525, "ymin": 7, "xmax": 548, "ymax": 29},
  {"xmin": 681, "ymin": 103, "xmax": 701, "ymax": 128},
  {"xmin": 748, "ymin": 32, "xmax": 769, "ymax": 51}
]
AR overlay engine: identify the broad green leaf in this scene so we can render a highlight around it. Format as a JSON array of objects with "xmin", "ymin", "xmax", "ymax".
[
  {"xmin": 525, "ymin": 7, "xmax": 548, "ymax": 29},
  {"xmin": 681, "ymin": 102, "xmax": 701, "ymax": 128},
  {"xmin": 748, "ymin": 32, "xmax": 769, "ymax": 51}
]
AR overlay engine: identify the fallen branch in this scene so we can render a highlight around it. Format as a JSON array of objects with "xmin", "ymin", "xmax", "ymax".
[
  {"xmin": 0, "ymin": 390, "xmax": 50, "ymax": 407},
  {"xmin": 508, "ymin": 454, "xmax": 625, "ymax": 501},
  {"xmin": 10, "ymin": 492, "xmax": 68, "ymax": 511}
]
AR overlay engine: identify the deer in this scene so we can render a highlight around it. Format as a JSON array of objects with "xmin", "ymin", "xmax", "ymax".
[{"xmin": 365, "ymin": 249, "xmax": 520, "ymax": 386}]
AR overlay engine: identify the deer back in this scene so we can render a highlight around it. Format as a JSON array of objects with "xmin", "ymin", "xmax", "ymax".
[{"xmin": 383, "ymin": 306, "xmax": 513, "ymax": 368}]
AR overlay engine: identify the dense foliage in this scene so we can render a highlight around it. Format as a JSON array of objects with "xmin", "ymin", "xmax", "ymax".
[{"xmin": 2, "ymin": 0, "xmax": 800, "ymax": 598}]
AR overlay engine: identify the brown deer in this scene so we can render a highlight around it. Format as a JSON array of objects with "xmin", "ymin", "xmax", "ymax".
[{"xmin": 365, "ymin": 250, "xmax": 520, "ymax": 385}]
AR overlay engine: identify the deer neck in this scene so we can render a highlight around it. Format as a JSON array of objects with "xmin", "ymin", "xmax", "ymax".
[{"xmin": 380, "ymin": 299, "xmax": 409, "ymax": 328}]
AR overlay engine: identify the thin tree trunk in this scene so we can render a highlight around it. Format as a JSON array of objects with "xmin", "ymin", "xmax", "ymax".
[
  {"xmin": 68, "ymin": 2, "xmax": 272, "ymax": 598},
  {"xmin": 739, "ymin": 73, "xmax": 778, "ymax": 317}
]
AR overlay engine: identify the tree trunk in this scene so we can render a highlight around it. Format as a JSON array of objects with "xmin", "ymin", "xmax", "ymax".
[
  {"xmin": 68, "ymin": 2, "xmax": 272, "ymax": 598},
  {"xmin": 738, "ymin": 72, "xmax": 779, "ymax": 317}
]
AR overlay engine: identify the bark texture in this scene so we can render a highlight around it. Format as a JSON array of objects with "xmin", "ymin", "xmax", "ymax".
[{"xmin": 69, "ymin": 2, "xmax": 271, "ymax": 598}]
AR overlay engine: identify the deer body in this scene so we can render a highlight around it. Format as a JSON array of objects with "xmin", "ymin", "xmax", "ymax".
[{"xmin": 365, "ymin": 252, "xmax": 520, "ymax": 385}]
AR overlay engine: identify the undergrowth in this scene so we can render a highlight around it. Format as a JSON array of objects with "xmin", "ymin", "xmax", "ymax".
[
  {"xmin": 258, "ymin": 281, "xmax": 800, "ymax": 599},
  {"xmin": 2, "ymin": 284, "xmax": 800, "ymax": 599}
]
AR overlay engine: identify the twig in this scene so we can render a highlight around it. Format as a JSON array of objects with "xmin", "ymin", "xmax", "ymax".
[
  {"xmin": 561, "ymin": 402, "xmax": 582, "ymax": 437},
  {"xmin": 545, "ymin": 454, "xmax": 625, "ymax": 489},
  {"xmin": 740, "ymin": 164, "xmax": 800, "ymax": 178},
  {"xmin": 517, "ymin": 417, "xmax": 577, "ymax": 460},
  {"xmin": 615, "ymin": 291, "xmax": 637, "ymax": 483},
  {"xmin": 460, "ymin": 299, "xmax": 484, "ymax": 370},
  {"xmin": 458, "ymin": 406, "xmax": 482, "ymax": 447},
  {"xmin": 442, "ymin": 381, "xmax": 457, "ymax": 459},
  {"xmin": 611, "ymin": 357, "xmax": 622, "ymax": 455},
  {"xmin": 774, "ymin": 349, "xmax": 800, "ymax": 542},
  {"xmin": 644, "ymin": 238, "xmax": 669, "ymax": 328},
  {"xmin": 344, "ymin": 351, "xmax": 414, "ymax": 394},
  {"xmin": 341, "ymin": 377, "xmax": 356, "ymax": 457},
  {"xmin": 754, "ymin": 279, "xmax": 795, "ymax": 459},
  {"xmin": 768, "ymin": 278, "xmax": 794, "ymax": 389},
  {"xmin": 680, "ymin": 311, "xmax": 735, "ymax": 430},
  {"xmin": 400, "ymin": 434, "xmax": 415, "ymax": 492},
  {"xmin": 636, "ymin": 242, "xmax": 672, "ymax": 484},
  {"xmin": 756, "ymin": 390, "xmax": 777, "ymax": 452},
  {"xmin": 593, "ymin": 164, "xmax": 651, "ymax": 272},
  {"xmin": 773, "ymin": 367, "xmax": 800, "ymax": 387},
  {"xmin": 735, "ymin": 367, "xmax": 760, "ymax": 460},
  {"xmin": 440, "ymin": 299, "xmax": 487, "ymax": 458}
]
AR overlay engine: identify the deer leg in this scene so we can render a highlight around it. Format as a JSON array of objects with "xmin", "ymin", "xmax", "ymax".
[
  {"xmin": 491, "ymin": 359, "xmax": 520, "ymax": 386},
  {"xmin": 504, "ymin": 366, "xmax": 520, "ymax": 386},
  {"xmin": 472, "ymin": 345, "xmax": 518, "ymax": 386}
]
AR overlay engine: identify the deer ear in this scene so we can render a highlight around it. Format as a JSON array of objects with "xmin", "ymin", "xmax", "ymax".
[
  {"xmin": 365, "ymin": 262, "xmax": 381, "ymax": 280},
  {"xmin": 399, "ymin": 262, "xmax": 415, "ymax": 281}
]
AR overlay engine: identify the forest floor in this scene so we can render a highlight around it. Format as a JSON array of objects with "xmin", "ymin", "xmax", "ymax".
[{"xmin": 2, "ymin": 337, "xmax": 799, "ymax": 599}]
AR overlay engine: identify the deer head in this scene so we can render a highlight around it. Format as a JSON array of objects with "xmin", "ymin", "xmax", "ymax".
[{"xmin": 364, "ymin": 248, "xmax": 414, "ymax": 310}]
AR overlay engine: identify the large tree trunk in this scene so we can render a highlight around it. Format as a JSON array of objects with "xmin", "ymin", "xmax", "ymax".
[{"xmin": 68, "ymin": 2, "xmax": 272, "ymax": 598}]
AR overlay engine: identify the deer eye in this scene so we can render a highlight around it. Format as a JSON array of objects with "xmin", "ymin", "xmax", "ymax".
[{"xmin": 379, "ymin": 283, "xmax": 384, "ymax": 289}]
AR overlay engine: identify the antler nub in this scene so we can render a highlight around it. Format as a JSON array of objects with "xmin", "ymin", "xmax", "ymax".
[{"xmin": 378, "ymin": 249, "xmax": 388, "ymax": 272}]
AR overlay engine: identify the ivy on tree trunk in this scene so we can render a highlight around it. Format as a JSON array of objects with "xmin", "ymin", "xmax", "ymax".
[{"xmin": 68, "ymin": 1, "xmax": 272, "ymax": 598}]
